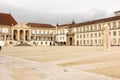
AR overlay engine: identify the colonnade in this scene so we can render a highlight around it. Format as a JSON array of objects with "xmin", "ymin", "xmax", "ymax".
[{"xmin": 12, "ymin": 29, "xmax": 31, "ymax": 41}]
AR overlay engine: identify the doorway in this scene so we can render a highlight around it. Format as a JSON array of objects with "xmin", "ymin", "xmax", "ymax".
[
  {"xmin": 13, "ymin": 30, "xmax": 18, "ymax": 40},
  {"xmin": 69, "ymin": 37, "xmax": 72, "ymax": 45},
  {"xmin": 25, "ymin": 30, "xmax": 29, "ymax": 41}
]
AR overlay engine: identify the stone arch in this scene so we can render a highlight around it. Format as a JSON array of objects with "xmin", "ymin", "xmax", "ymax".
[
  {"xmin": 20, "ymin": 30, "xmax": 24, "ymax": 40},
  {"xmin": 77, "ymin": 40, "xmax": 79, "ymax": 46},
  {"xmin": 13, "ymin": 30, "xmax": 18, "ymax": 40},
  {"xmin": 50, "ymin": 42, "xmax": 52, "ymax": 46},
  {"xmin": 25, "ymin": 30, "xmax": 29, "ymax": 41}
]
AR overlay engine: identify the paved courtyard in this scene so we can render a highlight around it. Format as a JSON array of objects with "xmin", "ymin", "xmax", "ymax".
[{"xmin": 0, "ymin": 46, "xmax": 120, "ymax": 80}]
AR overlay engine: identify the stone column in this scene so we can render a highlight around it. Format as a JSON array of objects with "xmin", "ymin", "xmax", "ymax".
[
  {"xmin": 17, "ymin": 30, "xmax": 20, "ymax": 41},
  {"xmin": 23, "ymin": 30, "xmax": 25, "ymax": 41},
  {"xmin": 0, "ymin": 35, "xmax": 2, "ymax": 40},
  {"xmin": 4, "ymin": 34, "xmax": 6, "ymax": 41},
  {"xmin": 67, "ymin": 36, "xmax": 69, "ymax": 46},
  {"xmin": 37, "ymin": 36, "xmax": 39, "ymax": 41},
  {"xmin": 11, "ymin": 29, "xmax": 13, "ymax": 40},
  {"xmin": 29, "ymin": 30, "xmax": 31, "ymax": 41},
  {"xmin": 72, "ymin": 36, "xmax": 74, "ymax": 46},
  {"xmin": 34, "ymin": 35, "xmax": 36, "ymax": 40},
  {"xmin": 4, "ymin": 34, "xmax": 8, "ymax": 46},
  {"xmin": 4, "ymin": 34, "xmax": 6, "ymax": 40},
  {"xmin": 8, "ymin": 35, "xmax": 10, "ymax": 40},
  {"xmin": 103, "ymin": 24, "xmax": 110, "ymax": 51}
]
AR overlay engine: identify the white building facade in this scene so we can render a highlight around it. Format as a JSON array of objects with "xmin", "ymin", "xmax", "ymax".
[{"xmin": 1, "ymin": 11, "xmax": 120, "ymax": 47}]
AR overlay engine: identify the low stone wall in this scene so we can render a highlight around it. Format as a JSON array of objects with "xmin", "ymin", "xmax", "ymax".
[{"xmin": 0, "ymin": 41, "xmax": 4, "ymax": 46}]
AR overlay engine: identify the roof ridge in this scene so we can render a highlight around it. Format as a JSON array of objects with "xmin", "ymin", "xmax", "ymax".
[
  {"xmin": 27, "ymin": 23, "xmax": 55, "ymax": 28},
  {"xmin": 0, "ymin": 12, "xmax": 17, "ymax": 26},
  {"xmin": 27, "ymin": 22, "xmax": 52, "ymax": 25}
]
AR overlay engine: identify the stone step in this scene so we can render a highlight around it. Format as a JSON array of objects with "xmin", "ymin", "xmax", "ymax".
[{"xmin": 15, "ymin": 43, "xmax": 32, "ymax": 46}]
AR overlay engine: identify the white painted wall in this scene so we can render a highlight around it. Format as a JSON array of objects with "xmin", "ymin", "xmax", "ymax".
[
  {"xmin": 56, "ymin": 35, "xmax": 66, "ymax": 42},
  {"xmin": 0, "ymin": 41, "xmax": 4, "ymax": 46}
]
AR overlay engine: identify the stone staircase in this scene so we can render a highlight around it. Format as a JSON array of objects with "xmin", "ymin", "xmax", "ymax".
[{"xmin": 15, "ymin": 43, "xmax": 32, "ymax": 46}]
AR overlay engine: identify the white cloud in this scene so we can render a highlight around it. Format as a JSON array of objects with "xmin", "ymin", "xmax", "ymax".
[{"xmin": 0, "ymin": 0, "xmax": 120, "ymax": 25}]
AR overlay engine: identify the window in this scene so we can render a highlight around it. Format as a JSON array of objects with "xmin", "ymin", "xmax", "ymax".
[
  {"xmin": 108, "ymin": 23, "xmax": 111, "ymax": 29},
  {"xmin": 113, "ymin": 31, "xmax": 116, "ymax": 36},
  {"xmin": 94, "ymin": 33, "xmax": 97, "ymax": 37},
  {"xmin": 56, "ymin": 37, "xmax": 58, "ymax": 41},
  {"xmin": 83, "ymin": 27, "xmax": 85, "ymax": 32},
  {"xmin": 39, "ymin": 37, "xmax": 41, "ymax": 40},
  {"xmin": 91, "ymin": 40, "xmax": 93, "ymax": 45},
  {"xmin": 109, "ymin": 32, "xmax": 111, "ymax": 35},
  {"xmin": 119, "ymin": 38, "xmax": 120, "ymax": 43},
  {"xmin": 60, "ymin": 37, "xmax": 62, "ymax": 40},
  {"xmin": 80, "ymin": 40, "xmax": 82, "ymax": 45},
  {"xmin": 81, "ymin": 28, "xmax": 83, "ymax": 32},
  {"xmin": 43, "ymin": 31, "xmax": 45, "ymax": 34},
  {"xmin": 99, "ymin": 39, "xmax": 101, "ymax": 44},
  {"xmin": 79, "ymin": 28, "xmax": 81, "ymax": 32},
  {"xmin": 87, "ymin": 34, "xmax": 89, "ymax": 38},
  {"xmin": 77, "ymin": 40, "xmax": 79, "ymax": 46},
  {"xmin": 113, "ymin": 22, "xmax": 117, "ymax": 29},
  {"xmin": 32, "ymin": 30, "xmax": 35, "ymax": 34},
  {"xmin": 83, "ymin": 34, "xmax": 85, "ymax": 38},
  {"xmin": 77, "ymin": 28, "xmax": 79, "ymax": 33},
  {"xmin": 47, "ymin": 31, "xmax": 49, "ymax": 34},
  {"xmin": 41, "ymin": 42, "xmax": 43, "ymax": 45},
  {"xmin": 45, "ymin": 42, "xmax": 47, "ymax": 45},
  {"xmin": 76, "ymin": 35, "xmax": 79, "ymax": 39},
  {"xmin": 90, "ymin": 26, "xmax": 93, "ymax": 31},
  {"xmin": 83, "ymin": 40, "xmax": 85, "ymax": 45},
  {"xmin": 94, "ymin": 25, "xmax": 97, "ymax": 31},
  {"xmin": 80, "ymin": 28, "xmax": 82, "ymax": 32},
  {"xmin": 113, "ymin": 39, "xmax": 116, "ymax": 43},
  {"xmin": 44, "ymin": 37, "xmax": 46, "ymax": 41},
  {"xmin": 63, "ymin": 36, "xmax": 64, "ymax": 40},
  {"xmin": 80, "ymin": 35, "xmax": 82, "ymax": 38},
  {"xmin": 91, "ymin": 33, "xmax": 93, "ymax": 38},
  {"xmin": 99, "ymin": 33, "xmax": 101, "ymax": 37},
  {"xmin": 63, "ymin": 29, "xmax": 65, "ymax": 34},
  {"xmin": 118, "ymin": 21, "xmax": 120, "ymax": 28},
  {"xmin": 2, "ymin": 28, "xmax": 8, "ymax": 33},
  {"xmin": 37, "ymin": 30, "xmax": 39, "ymax": 34},
  {"xmin": 119, "ymin": 31, "xmax": 120, "ymax": 36},
  {"xmin": 39, "ymin": 31, "xmax": 41, "ymax": 34},
  {"xmin": 87, "ymin": 26, "xmax": 89, "ymax": 31},
  {"xmin": 98, "ymin": 24, "xmax": 101, "ymax": 30},
  {"xmin": 95, "ymin": 40, "xmax": 97, "ymax": 44},
  {"xmin": 87, "ymin": 40, "xmax": 89, "ymax": 44}
]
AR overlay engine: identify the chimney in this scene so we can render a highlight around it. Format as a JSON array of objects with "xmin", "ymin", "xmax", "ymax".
[{"xmin": 114, "ymin": 11, "xmax": 120, "ymax": 16}]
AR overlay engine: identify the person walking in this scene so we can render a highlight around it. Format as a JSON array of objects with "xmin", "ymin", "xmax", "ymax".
[{"xmin": 0, "ymin": 45, "xmax": 2, "ymax": 52}]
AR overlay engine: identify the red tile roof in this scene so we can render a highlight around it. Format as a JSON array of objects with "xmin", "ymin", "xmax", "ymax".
[
  {"xmin": 114, "ymin": 10, "xmax": 120, "ymax": 13},
  {"xmin": 27, "ymin": 23, "xmax": 55, "ymax": 28},
  {"xmin": 57, "ymin": 24, "xmax": 70, "ymax": 27},
  {"xmin": 75, "ymin": 15, "xmax": 120, "ymax": 27},
  {"xmin": 57, "ymin": 21, "xmax": 76, "ymax": 28},
  {"xmin": 0, "ymin": 13, "xmax": 17, "ymax": 26},
  {"xmin": 59, "ymin": 15, "xmax": 120, "ymax": 28}
]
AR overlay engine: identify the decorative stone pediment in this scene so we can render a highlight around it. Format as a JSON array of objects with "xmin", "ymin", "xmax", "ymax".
[
  {"xmin": 67, "ymin": 28, "xmax": 74, "ymax": 35},
  {"xmin": 12, "ymin": 23, "xmax": 30, "ymax": 29}
]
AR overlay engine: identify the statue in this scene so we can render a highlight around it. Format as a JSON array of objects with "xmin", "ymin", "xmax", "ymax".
[{"xmin": 103, "ymin": 24, "xmax": 111, "ymax": 51}]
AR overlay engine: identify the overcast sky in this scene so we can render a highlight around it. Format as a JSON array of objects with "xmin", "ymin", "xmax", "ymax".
[{"xmin": 0, "ymin": 0, "xmax": 120, "ymax": 25}]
